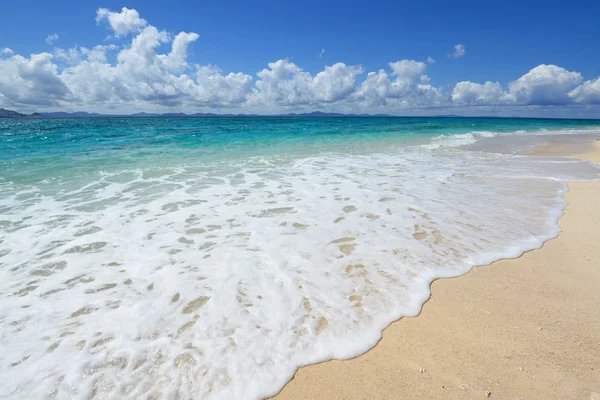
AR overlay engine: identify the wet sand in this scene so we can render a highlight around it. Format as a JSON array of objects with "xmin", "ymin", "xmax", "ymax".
[{"xmin": 275, "ymin": 140, "xmax": 600, "ymax": 400}]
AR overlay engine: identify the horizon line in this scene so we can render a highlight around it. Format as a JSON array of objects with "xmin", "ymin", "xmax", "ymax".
[{"xmin": 2, "ymin": 108, "xmax": 600, "ymax": 121}]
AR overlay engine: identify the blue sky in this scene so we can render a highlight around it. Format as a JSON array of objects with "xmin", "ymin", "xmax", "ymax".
[{"xmin": 1, "ymin": 1, "xmax": 599, "ymax": 116}]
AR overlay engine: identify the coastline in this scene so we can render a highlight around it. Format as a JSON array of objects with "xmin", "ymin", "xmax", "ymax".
[{"xmin": 275, "ymin": 141, "xmax": 600, "ymax": 400}]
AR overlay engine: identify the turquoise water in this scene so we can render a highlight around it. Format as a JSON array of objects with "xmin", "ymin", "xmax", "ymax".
[
  {"xmin": 1, "ymin": 117, "xmax": 599, "ymax": 399},
  {"xmin": 2, "ymin": 117, "xmax": 600, "ymax": 180}
]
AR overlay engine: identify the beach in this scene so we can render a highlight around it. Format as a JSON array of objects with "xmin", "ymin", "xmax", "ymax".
[
  {"xmin": 275, "ymin": 141, "xmax": 600, "ymax": 399},
  {"xmin": 2, "ymin": 117, "xmax": 599, "ymax": 399},
  {"xmin": 2, "ymin": 2, "xmax": 600, "ymax": 398}
]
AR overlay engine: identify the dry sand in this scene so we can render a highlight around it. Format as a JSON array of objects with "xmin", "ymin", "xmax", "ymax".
[{"xmin": 275, "ymin": 140, "xmax": 600, "ymax": 400}]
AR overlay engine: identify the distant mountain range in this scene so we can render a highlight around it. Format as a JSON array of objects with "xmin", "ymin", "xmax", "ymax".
[
  {"xmin": 2, "ymin": 108, "xmax": 598, "ymax": 120},
  {"xmin": 1, "ymin": 108, "xmax": 446, "ymax": 119}
]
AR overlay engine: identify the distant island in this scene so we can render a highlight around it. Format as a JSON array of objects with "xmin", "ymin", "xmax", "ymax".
[{"xmin": 0, "ymin": 108, "xmax": 468, "ymax": 119}]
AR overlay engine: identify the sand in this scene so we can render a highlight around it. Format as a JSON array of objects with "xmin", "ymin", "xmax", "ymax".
[{"xmin": 275, "ymin": 140, "xmax": 600, "ymax": 400}]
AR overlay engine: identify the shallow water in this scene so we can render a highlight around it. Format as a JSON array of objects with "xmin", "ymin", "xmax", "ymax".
[{"xmin": 1, "ymin": 117, "xmax": 599, "ymax": 399}]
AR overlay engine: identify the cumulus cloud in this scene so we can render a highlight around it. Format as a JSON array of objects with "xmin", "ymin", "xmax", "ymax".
[
  {"xmin": 0, "ymin": 9, "xmax": 250, "ymax": 111},
  {"xmin": 80, "ymin": 45, "xmax": 118, "ymax": 63},
  {"xmin": 0, "ymin": 7, "xmax": 599, "ymax": 114},
  {"xmin": 0, "ymin": 53, "xmax": 70, "ymax": 106},
  {"xmin": 193, "ymin": 65, "xmax": 253, "ymax": 106},
  {"xmin": 45, "ymin": 33, "xmax": 59, "ymax": 45},
  {"xmin": 449, "ymin": 44, "xmax": 466, "ymax": 59},
  {"xmin": 452, "ymin": 81, "xmax": 506, "ymax": 104},
  {"xmin": 389, "ymin": 60, "xmax": 427, "ymax": 80},
  {"xmin": 506, "ymin": 64, "xmax": 583, "ymax": 105},
  {"xmin": 569, "ymin": 77, "xmax": 600, "ymax": 104},
  {"xmin": 313, "ymin": 63, "xmax": 364, "ymax": 102},
  {"xmin": 61, "ymin": 26, "xmax": 231, "ymax": 108},
  {"xmin": 255, "ymin": 59, "xmax": 313, "ymax": 106},
  {"xmin": 54, "ymin": 47, "xmax": 80, "ymax": 65},
  {"xmin": 352, "ymin": 60, "xmax": 443, "ymax": 107},
  {"xmin": 96, "ymin": 7, "xmax": 147, "ymax": 37},
  {"xmin": 255, "ymin": 59, "xmax": 363, "ymax": 106},
  {"xmin": 450, "ymin": 65, "xmax": 585, "ymax": 106}
]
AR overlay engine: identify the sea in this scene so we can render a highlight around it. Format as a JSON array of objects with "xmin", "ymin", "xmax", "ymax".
[{"xmin": 1, "ymin": 116, "xmax": 599, "ymax": 399}]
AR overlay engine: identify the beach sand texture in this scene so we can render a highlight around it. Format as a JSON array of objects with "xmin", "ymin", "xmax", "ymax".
[{"xmin": 275, "ymin": 141, "xmax": 600, "ymax": 400}]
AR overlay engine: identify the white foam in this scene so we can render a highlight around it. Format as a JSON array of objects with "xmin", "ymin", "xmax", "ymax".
[
  {"xmin": 0, "ymin": 138, "xmax": 599, "ymax": 399},
  {"xmin": 425, "ymin": 127, "xmax": 599, "ymax": 150},
  {"xmin": 423, "ymin": 130, "xmax": 500, "ymax": 149}
]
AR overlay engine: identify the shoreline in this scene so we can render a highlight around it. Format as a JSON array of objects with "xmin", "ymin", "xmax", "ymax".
[{"xmin": 274, "ymin": 140, "xmax": 600, "ymax": 399}]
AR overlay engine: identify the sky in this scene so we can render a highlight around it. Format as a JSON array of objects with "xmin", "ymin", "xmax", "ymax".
[{"xmin": 1, "ymin": 0, "xmax": 599, "ymax": 117}]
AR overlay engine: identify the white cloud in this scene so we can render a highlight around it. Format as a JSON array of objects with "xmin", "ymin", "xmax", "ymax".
[
  {"xmin": 255, "ymin": 59, "xmax": 312, "ymax": 106},
  {"xmin": 449, "ymin": 44, "xmax": 466, "ymax": 59},
  {"xmin": 507, "ymin": 64, "xmax": 583, "ymax": 105},
  {"xmin": 450, "ymin": 64, "xmax": 586, "ymax": 107},
  {"xmin": 96, "ymin": 7, "xmax": 147, "ymax": 37},
  {"xmin": 255, "ymin": 59, "xmax": 363, "ymax": 106},
  {"xmin": 569, "ymin": 77, "xmax": 600, "ymax": 104},
  {"xmin": 352, "ymin": 60, "xmax": 443, "ymax": 107},
  {"xmin": 45, "ymin": 33, "xmax": 59, "ymax": 45},
  {"xmin": 80, "ymin": 45, "xmax": 118, "ymax": 63},
  {"xmin": 0, "ymin": 53, "xmax": 70, "ymax": 106},
  {"xmin": 319, "ymin": 49, "xmax": 325, "ymax": 58},
  {"xmin": 0, "ymin": 7, "xmax": 599, "ymax": 115},
  {"xmin": 193, "ymin": 65, "xmax": 253, "ymax": 106},
  {"xmin": 0, "ymin": 9, "xmax": 251, "ymax": 111},
  {"xmin": 389, "ymin": 60, "xmax": 427, "ymax": 80},
  {"xmin": 452, "ymin": 81, "xmax": 507, "ymax": 104},
  {"xmin": 312, "ymin": 63, "xmax": 364, "ymax": 102},
  {"xmin": 356, "ymin": 59, "xmax": 427, "ymax": 100},
  {"xmin": 54, "ymin": 47, "xmax": 80, "ymax": 65},
  {"xmin": 159, "ymin": 32, "xmax": 200, "ymax": 73}
]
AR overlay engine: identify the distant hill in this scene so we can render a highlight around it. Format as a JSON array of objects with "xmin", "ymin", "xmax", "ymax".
[
  {"xmin": 0, "ymin": 107, "xmax": 398, "ymax": 119},
  {"xmin": 273, "ymin": 111, "xmax": 394, "ymax": 117},
  {"xmin": 0, "ymin": 108, "xmax": 29, "ymax": 118},
  {"xmin": 280, "ymin": 111, "xmax": 348, "ymax": 117},
  {"xmin": 41, "ymin": 111, "xmax": 105, "ymax": 118},
  {"xmin": 4, "ymin": 107, "xmax": 592, "ymax": 120},
  {"xmin": 130, "ymin": 112, "xmax": 159, "ymax": 117},
  {"xmin": 160, "ymin": 112, "xmax": 189, "ymax": 117},
  {"xmin": 0, "ymin": 109, "xmax": 506, "ymax": 120},
  {"xmin": 191, "ymin": 112, "xmax": 228, "ymax": 117}
]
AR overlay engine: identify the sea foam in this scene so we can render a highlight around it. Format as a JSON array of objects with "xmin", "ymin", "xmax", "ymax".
[{"xmin": 0, "ymin": 125, "xmax": 599, "ymax": 399}]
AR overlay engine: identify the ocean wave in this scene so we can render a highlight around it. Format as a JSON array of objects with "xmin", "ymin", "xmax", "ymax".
[
  {"xmin": 422, "ymin": 126, "xmax": 600, "ymax": 150},
  {"xmin": 1, "ymin": 139, "xmax": 599, "ymax": 399}
]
